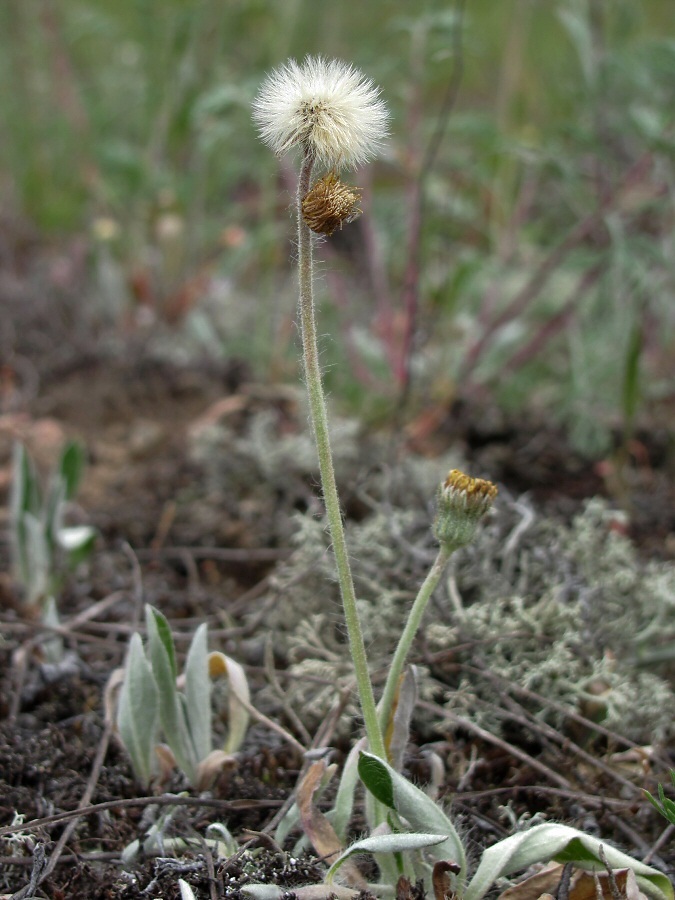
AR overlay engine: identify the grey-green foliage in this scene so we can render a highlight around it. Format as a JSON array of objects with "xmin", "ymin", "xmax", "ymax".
[
  {"xmin": 117, "ymin": 605, "xmax": 250, "ymax": 788},
  {"xmin": 10, "ymin": 441, "xmax": 96, "ymax": 610},
  {"xmin": 351, "ymin": 751, "xmax": 672, "ymax": 900},
  {"xmin": 258, "ymin": 445, "xmax": 675, "ymax": 744}
]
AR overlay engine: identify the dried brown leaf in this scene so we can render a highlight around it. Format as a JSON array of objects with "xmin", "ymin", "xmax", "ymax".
[{"xmin": 498, "ymin": 864, "xmax": 648, "ymax": 900}]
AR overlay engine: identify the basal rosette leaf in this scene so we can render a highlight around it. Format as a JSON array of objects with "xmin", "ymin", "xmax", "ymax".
[
  {"xmin": 358, "ymin": 752, "xmax": 466, "ymax": 884},
  {"xmin": 117, "ymin": 632, "xmax": 159, "ymax": 786},
  {"xmin": 463, "ymin": 823, "xmax": 673, "ymax": 900}
]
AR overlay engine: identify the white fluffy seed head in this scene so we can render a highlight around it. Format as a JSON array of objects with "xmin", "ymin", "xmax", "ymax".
[{"xmin": 252, "ymin": 56, "xmax": 389, "ymax": 170}]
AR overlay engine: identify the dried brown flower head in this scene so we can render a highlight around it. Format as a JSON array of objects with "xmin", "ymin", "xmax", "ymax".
[{"xmin": 301, "ymin": 172, "xmax": 362, "ymax": 236}]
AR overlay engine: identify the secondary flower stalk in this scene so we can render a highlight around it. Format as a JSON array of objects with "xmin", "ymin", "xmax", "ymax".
[{"xmin": 378, "ymin": 470, "xmax": 498, "ymax": 746}]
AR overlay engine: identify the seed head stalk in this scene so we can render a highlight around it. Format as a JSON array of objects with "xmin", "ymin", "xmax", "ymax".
[{"xmin": 297, "ymin": 149, "xmax": 386, "ymax": 760}]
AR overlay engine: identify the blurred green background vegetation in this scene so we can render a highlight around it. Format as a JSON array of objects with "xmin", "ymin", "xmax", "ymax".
[{"xmin": 1, "ymin": 0, "xmax": 674, "ymax": 455}]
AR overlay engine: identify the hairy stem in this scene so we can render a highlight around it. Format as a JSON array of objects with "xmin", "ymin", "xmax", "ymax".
[
  {"xmin": 378, "ymin": 544, "xmax": 453, "ymax": 743},
  {"xmin": 296, "ymin": 151, "xmax": 386, "ymax": 760}
]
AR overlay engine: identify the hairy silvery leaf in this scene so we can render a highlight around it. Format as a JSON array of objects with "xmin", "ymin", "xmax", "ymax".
[
  {"xmin": 121, "ymin": 838, "xmax": 140, "ymax": 865},
  {"xmin": 241, "ymin": 888, "xmax": 287, "ymax": 900},
  {"xmin": 117, "ymin": 632, "xmax": 159, "ymax": 787},
  {"xmin": 205, "ymin": 822, "xmax": 238, "ymax": 858},
  {"xmin": 274, "ymin": 798, "xmax": 301, "ymax": 848},
  {"xmin": 42, "ymin": 596, "xmax": 64, "ymax": 665},
  {"xmin": 385, "ymin": 666, "xmax": 417, "ymax": 772},
  {"xmin": 9, "ymin": 445, "xmax": 37, "ymax": 592},
  {"xmin": 44, "ymin": 474, "xmax": 66, "ymax": 554},
  {"xmin": 184, "ymin": 623, "xmax": 211, "ymax": 764},
  {"xmin": 327, "ymin": 832, "xmax": 448, "ymax": 882},
  {"xmin": 11, "ymin": 443, "xmax": 40, "ymax": 519},
  {"xmin": 23, "ymin": 512, "xmax": 50, "ymax": 605},
  {"xmin": 358, "ymin": 751, "xmax": 466, "ymax": 884},
  {"xmin": 329, "ymin": 737, "xmax": 366, "ymax": 843},
  {"xmin": 146, "ymin": 605, "xmax": 177, "ymax": 678},
  {"xmin": 208, "ymin": 650, "xmax": 251, "ymax": 754},
  {"xmin": 463, "ymin": 823, "xmax": 673, "ymax": 900},
  {"xmin": 57, "ymin": 524, "xmax": 96, "ymax": 553},
  {"xmin": 178, "ymin": 879, "xmax": 197, "ymax": 900},
  {"xmin": 145, "ymin": 605, "xmax": 194, "ymax": 780}
]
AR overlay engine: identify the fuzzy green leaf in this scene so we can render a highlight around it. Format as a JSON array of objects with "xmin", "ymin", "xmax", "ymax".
[
  {"xmin": 117, "ymin": 633, "xmax": 159, "ymax": 786},
  {"xmin": 358, "ymin": 752, "xmax": 466, "ymax": 882},
  {"xmin": 145, "ymin": 605, "xmax": 194, "ymax": 780},
  {"xmin": 358, "ymin": 751, "xmax": 394, "ymax": 808},
  {"xmin": 22, "ymin": 512, "xmax": 50, "ymax": 605},
  {"xmin": 644, "ymin": 786, "xmax": 675, "ymax": 826},
  {"xmin": 330, "ymin": 738, "xmax": 366, "ymax": 843},
  {"xmin": 147, "ymin": 606, "xmax": 177, "ymax": 679},
  {"xmin": 59, "ymin": 441, "xmax": 86, "ymax": 499},
  {"xmin": 184, "ymin": 623, "xmax": 211, "ymax": 764},
  {"xmin": 44, "ymin": 476, "xmax": 66, "ymax": 553},
  {"xmin": 11, "ymin": 443, "xmax": 40, "ymax": 518},
  {"xmin": 327, "ymin": 832, "xmax": 448, "ymax": 882}
]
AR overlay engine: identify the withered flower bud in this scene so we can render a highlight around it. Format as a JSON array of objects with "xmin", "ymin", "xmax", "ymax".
[
  {"xmin": 433, "ymin": 469, "xmax": 498, "ymax": 550},
  {"xmin": 301, "ymin": 171, "xmax": 362, "ymax": 236}
]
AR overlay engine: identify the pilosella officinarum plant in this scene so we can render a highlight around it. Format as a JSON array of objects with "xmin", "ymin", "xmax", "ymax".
[{"xmin": 252, "ymin": 57, "xmax": 671, "ymax": 900}]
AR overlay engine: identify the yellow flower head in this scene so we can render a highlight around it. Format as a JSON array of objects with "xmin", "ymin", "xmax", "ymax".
[{"xmin": 434, "ymin": 469, "xmax": 498, "ymax": 550}]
